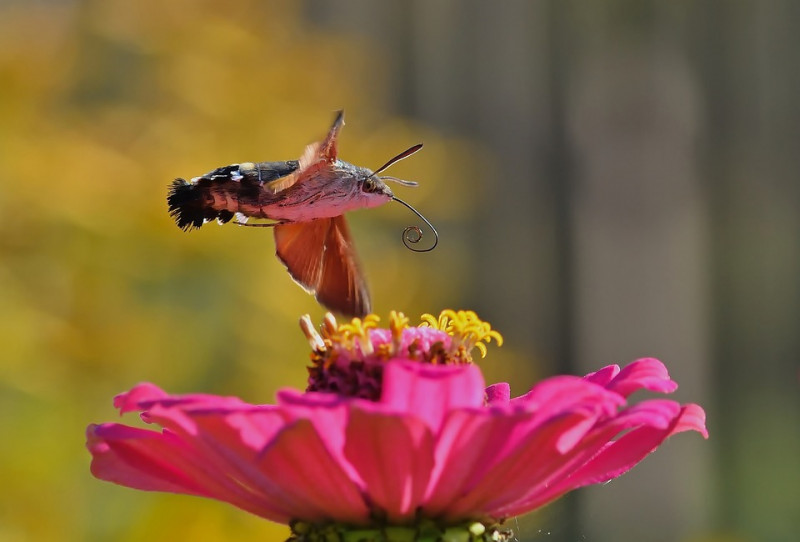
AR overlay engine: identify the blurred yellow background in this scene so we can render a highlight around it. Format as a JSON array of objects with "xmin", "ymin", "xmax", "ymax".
[
  {"xmin": 0, "ymin": 2, "xmax": 510, "ymax": 541},
  {"xmin": 1, "ymin": 1, "xmax": 798, "ymax": 542}
]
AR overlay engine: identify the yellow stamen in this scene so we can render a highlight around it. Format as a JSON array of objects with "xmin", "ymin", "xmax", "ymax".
[
  {"xmin": 299, "ymin": 314, "xmax": 326, "ymax": 352},
  {"xmin": 305, "ymin": 310, "xmax": 502, "ymax": 364},
  {"xmin": 322, "ymin": 313, "xmax": 338, "ymax": 339},
  {"xmin": 389, "ymin": 310, "xmax": 410, "ymax": 355},
  {"xmin": 335, "ymin": 314, "xmax": 380, "ymax": 356},
  {"xmin": 420, "ymin": 309, "xmax": 503, "ymax": 359}
]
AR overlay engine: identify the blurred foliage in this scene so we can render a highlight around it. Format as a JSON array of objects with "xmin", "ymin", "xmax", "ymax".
[{"xmin": 0, "ymin": 1, "xmax": 533, "ymax": 540}]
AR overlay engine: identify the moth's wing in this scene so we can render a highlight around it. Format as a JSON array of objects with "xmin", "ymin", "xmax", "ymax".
[
  {"xmin": 316, "ymin": 215, "xmax": 370, "ymax": 318},
  {"xmin": 273, "ymin": 214, "xmax": 370, "ymax": 318},
  {"xmin": 273, "ymin": 220, "xmax": 327, "ymax": 295},
  {"xmin": 317, "ymin": 109, "xmax": 344, "ymax": 162},
  {"xmin": 265, "ymin": 110, "xmax": 345, "ymax": 194}
]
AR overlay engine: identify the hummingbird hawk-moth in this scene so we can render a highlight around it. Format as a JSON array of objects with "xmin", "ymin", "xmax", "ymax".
[{"xmin": 167, "ymin": 111, "xmax": 436, "ymax": 318}]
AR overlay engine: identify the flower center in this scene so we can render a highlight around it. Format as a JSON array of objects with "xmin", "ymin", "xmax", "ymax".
[{"xmin": 300, "ymin": 310, "xmax": 502, "ymax": 400}]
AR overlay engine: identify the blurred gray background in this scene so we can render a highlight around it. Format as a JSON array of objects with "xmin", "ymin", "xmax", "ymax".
[{"xmin": 305, "ymin": 2, "xmax": 798, "ymax": 542}]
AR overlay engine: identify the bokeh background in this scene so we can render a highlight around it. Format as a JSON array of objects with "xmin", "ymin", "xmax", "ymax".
[{"xmin": 1, "ymin": 1, "xmax": 797, "ymax": 541}]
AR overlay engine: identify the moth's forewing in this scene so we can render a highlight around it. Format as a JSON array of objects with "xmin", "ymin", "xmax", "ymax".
[
  {"xmin": 319, "ymin": 110, "xmax": 344, "ymax": 161},
  {"xmin": 317, "ymin": 215, "xmax": 369, "ymax": 317},
  {"xmin": 274, "ymin": 216, "xmax": 370, "ymax": 318},
  {"xmin": 264, "ymin": 111, "xmax": 345, "ymax": 195},
  {"xmin": 273, "ymin": 220, "xmax": 327, "ymax": 293}
]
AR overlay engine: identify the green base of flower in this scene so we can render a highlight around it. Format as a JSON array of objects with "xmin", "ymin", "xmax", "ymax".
[{"xmin": 287, "ymin": 519, "xmax": 512, "ymax": 542}]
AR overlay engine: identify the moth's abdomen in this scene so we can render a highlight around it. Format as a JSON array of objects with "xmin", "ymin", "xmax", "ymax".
[
  {"xmin": 167, "ymin": 160, "xmax": 299, "ymax": 230},
  {"xmin": 168, "ymin": 178, "xmax": 234, "ymax": 230}
]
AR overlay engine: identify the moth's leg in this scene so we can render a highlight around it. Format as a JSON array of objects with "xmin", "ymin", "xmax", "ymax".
[
  {"xmin": 233, "ymin": 217, "xmax": 291, "ymax": 228},
  {"xmin": 233, "ymin": 221, "xmax": 281, "ymax": 228}
]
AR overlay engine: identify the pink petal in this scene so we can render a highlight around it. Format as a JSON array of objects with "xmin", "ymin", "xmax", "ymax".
[
  {"xmin": 87, "ymin": 422, "xmax": 294, "ymax": 522},
  {"xmin": 344, "ymin": 409, "xmax": 435, "ymax": 522},
  {"xmin": 256, "ymin": 419, "xmax": 370, "ymax": 524},
  {"xmin": 574, "ymin": 403, "xmax": 707, "ymax": 484},
  {"xmin": 482, "ymin": 410, "xmax": 663, "ymax": 517},
  {"xmin": 422, "ymin": 409, "xmax": 537, "ymax": 516},
  {"xmin": 425, "ymin": 376, "xmax": 635, "ymax": 519},
  {"xmin": 223, "ymin": 407, "xmax": 292, "ymax": 451},
  {"xmin": 113, "ymin": 383, "xmax": 169, "ymax": 414},
  {"xmin": 276, "ymin": 390, "xmax": 361, "ymax": 483},
  {"xmin": 87, "ymin": 423, "xmax": 209, "ymax": 496},
  {"xmin": 89, "ymin": 387, "xmax": 370, "ymax": 524},
  {"xmin": 492, "ymin": 402, "xmax": 707, "ymax": 517},
  {"xmin": 511, "ymin": 376, "xmax": 624, "ymax": 421},
  {"xmin": 581, "ymin": 365, "xmax": 621, "ymax": 387},
  {"xmin": 585, "ymin": 358, "xmax": 677, "ymax": 396},
  {"xmin": 673, "ymin": 403, "xmax": 709, "ymax": 438},
  {"xmin": 380, "ymin": 361, "xmax": 486, "ymax": 432},
  {"xmin": 485, "ymin": 383, "xmax": 510, "ymax": 405},
  {"xmin": 434, "ymin": 410, "xmax": 599, "ymax": 520},
  {"xmin": 115, "ymin": 383, "xmax": 251, "ymax": 415}
]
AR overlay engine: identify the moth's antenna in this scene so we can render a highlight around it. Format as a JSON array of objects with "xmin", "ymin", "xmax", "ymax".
[
  {"xmin": 373, "ymin": 143, "xmax": 422, "ymax": 175},
  {"xmin": 371, "ymin": 143, "xmax": 423, "ymax": 185},
  {"xmin": 373, "ymin": 143, "xmax": 423, "ymax": 176},
  {"xmin": 380, "ymin": 175, "xmax": 418, "ymax": 187},
  {"xmin": 391, "ymin": 196, "xmax": 439, "ymax": 253}
]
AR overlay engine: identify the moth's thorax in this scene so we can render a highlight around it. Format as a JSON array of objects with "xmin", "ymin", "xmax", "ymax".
[{"xmin": 263, "ymin": 160, "xmax": 391, "ymax": 221}]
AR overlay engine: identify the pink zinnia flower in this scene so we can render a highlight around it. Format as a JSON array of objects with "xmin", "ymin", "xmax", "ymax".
[{"xmin": 87, "ymin": 310, "xmax": 707, "ymax": 541}]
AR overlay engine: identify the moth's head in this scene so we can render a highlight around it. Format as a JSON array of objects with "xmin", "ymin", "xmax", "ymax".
[
  {"xmin": 359, "ymin": 172, "xmax": 394, "ymax": 208},
  {"xmin": 358, "ymin": 142, "xmax": 422, "ymax": 209}
]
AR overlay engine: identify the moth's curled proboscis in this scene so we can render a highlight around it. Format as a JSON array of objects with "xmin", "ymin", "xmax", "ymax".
[{"xmin": 392, "ymin": 196, "xmax": 439, "ymax": 253}]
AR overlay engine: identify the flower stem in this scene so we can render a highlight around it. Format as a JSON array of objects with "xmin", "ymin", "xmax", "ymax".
[{"xmin": 287, "ymin": 520, "xmax": 512, "ymax": 542}]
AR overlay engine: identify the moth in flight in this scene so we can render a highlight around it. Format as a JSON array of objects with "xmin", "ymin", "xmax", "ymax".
[{"xmin": 167, "ymin": 111, "xmax": 436, "ymax": 318}]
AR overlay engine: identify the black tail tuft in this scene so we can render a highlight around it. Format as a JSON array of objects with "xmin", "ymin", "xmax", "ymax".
[{"xmin": 167, "ymin": 178, "xmax": 212, "ymax": 231}]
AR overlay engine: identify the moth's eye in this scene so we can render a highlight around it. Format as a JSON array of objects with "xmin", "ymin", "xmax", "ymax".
[{"xmin": 363, "ymin": 178, "xmax": 376, "ymax": 191}]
